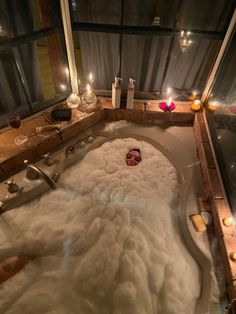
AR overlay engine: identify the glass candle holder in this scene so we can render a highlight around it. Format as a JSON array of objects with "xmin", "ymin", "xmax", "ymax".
[
  {"xmin": 82, "ymin": 88, "xmax": 97, "ymax": 106},
  {"xmin": 66, "ymin": 93, "xmax": 80, "ymax": 109},
  {"xmin": 159, "ymin": 97, "xmax": 175, "ymax": 112},
  {"xmin": 8, "ymin": 116, "xmax": 28, "ymax": 145},
  {"xmin": 80, "ymin": 84, "xmax": 97, "ymax": 112}
]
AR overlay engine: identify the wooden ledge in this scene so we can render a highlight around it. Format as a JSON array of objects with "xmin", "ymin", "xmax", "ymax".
[{"xmin": 0, "ymin": 98, "xmax": 195, "ymax": 179}]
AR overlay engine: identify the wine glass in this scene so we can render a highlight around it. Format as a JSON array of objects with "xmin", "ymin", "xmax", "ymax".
[{"xmin": 8, "ymin": 116, "xmax": 28, "ymax": 145}]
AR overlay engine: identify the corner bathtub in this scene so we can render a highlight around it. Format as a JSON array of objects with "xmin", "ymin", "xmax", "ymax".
[{"xmin": 0, "ymin": 120, "xmax": 215, "ymax": 314}]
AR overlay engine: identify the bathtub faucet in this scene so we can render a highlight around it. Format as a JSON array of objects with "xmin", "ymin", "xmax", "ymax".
[{"xmin": 24, "ymin": 160, "xmax": 58, "ymax": 190}]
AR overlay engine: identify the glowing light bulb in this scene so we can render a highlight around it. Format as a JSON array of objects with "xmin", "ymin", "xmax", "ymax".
[{"xmin": 180, "ymin": 30, "xmax": 184, "ymax": 37}]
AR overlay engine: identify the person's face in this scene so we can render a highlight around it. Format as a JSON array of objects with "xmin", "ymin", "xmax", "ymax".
[{"xmin": 126, "ymin": 150, "xmax": 141, "ymax": 166}]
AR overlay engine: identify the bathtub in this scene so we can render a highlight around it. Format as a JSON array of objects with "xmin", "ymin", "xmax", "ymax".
[{"xmin": 0, "ymin": 120, "xmax": 220, "ymax": 313}]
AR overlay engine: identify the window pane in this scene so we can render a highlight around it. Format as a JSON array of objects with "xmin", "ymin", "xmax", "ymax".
[
  {"xmin": 0, "ymin": 34, "xmax": 70, "ymax": 128},
  {"xmin": 211, "ymin": 28, "xmax": 236, "ymax": 104},
  {"xmin": 206, "ymin": 27, "xmax": 236, "ymax": 211},
  {"xmin": 178, "ymin": 0, "xmax": 234, "ymax": 32},
  {"xmin": 123, "ymin": 0, "xmax": 178, "ymax": 28},
  {"xmin": 0, "ymin": 48, "xmax": 29, "ymax": 126},
  {"xmin": 121, "ymin": 35, "xmax": 170, "ymax": 98},
  {"xmin": 163, "ymin": 37, "xmax": 221, "ymax": 98},
  {"xmin": 0, "ymin": 0, "xmax": 59, "ymax": 39},
  {"xmin": 15, "ymin": 35, "xmax": 70, "ymax": 106},
  {"xmin": 121, "ymin": 35, "xmax": 221, "ymax": 99},
  {"xmin": 73, "ymin": 32, "xmax": 119, "ymax": 90},
  {"xmin": 32, "ymin": 35, "xmax": 70, "ymax": 105},
  {"xmin": 71, "ymin": 0, "xmax": 121, "ymax": 25}
]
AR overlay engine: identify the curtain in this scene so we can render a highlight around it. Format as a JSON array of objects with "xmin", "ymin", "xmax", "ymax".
[{"xmin": 74, "ymin": 0, "xmax": 233, "ymax": 98}]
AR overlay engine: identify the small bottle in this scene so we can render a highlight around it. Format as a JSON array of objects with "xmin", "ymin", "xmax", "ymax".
[
  {"xmin": 112, "ymin": 76, "xmax": 122, "ymax": 108},
  {"xmin": 126, "ymin": 77, "xmax": 135, "ymax": 109}
]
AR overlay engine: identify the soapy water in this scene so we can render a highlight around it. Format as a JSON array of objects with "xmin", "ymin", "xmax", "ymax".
[{"xmin": 0, "ymin": 137, "xmax": 200, "ymax": 314}]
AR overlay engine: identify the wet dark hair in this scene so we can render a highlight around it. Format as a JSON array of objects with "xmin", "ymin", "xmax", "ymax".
[{"xmin": 129, "ymin": 148, "xmax": 141, "ymax": 154}]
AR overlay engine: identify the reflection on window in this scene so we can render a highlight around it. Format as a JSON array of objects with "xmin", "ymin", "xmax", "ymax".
[
  {"xmin": 206, "ymin": 27, "xmax": 236, "ymax": 211},
  {"xmin": 179, "ymin": 0, "xmax": 235, "ymax": 31},
  {"xmin": 0, "ymin": 49, "xmax": 28, "ymax": 116},
  {"xmin": 35, "ymin": 35, "xmax": 70, "ymax": 104},
  {"xmin": 71, "ymin": 0, "xmax": 121, "ymax": 25},
  {"xmin": 163, "ymin": 38, "xmax": 221, "ymax": 99},
  {"xmin": 0, "ymin": 0, "xmax": 70, "ymax": 128},
  {"xmin": 123, "ymin": 0, "xmax": 178, "ymax": 28}
]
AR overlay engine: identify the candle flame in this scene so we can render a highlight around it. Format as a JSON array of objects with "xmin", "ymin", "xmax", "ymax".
[
  {"xmin": 167, "ymin": 96, "xmax": 172, "ymax": 107},
  {"xmin": 87, "ymin": 84, "xmax": 91, "ymax": 92}
]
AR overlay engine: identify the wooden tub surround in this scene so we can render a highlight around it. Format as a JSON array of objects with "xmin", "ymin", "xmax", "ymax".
[
  {"xmin": 194, "ymin": 111, "xmax": 236, "ymax": 309},
  {"xmin": 0, "ymin": 98, "xmax": 235, "ymax": 310}
]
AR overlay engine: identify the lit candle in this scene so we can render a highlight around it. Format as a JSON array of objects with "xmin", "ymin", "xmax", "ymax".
[
  {"xmin": 223, "ymin": 217, "xmax": 233, "ymax": 227},
  {"xmin": 81, "ymin": 84, "xmax": 97, "ymax": 108},
  {"xmin": 191, "ymin": 99, "xmax": 201, "ymax": 112},
  {"xmin": 231, "ymin": 252, "xmax": 236, "ymax": 262},
  {"xmin": 159, "ymin": 96, "xmax": 175, "ymax": 112}
]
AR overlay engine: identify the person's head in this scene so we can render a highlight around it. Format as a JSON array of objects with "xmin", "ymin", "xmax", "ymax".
[{"xmin": 126, "ymin": 148, "xmax": 142, "ymax": 166}]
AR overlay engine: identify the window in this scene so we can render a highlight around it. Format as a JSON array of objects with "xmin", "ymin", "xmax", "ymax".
[
  {"xmin": 206, "ymin": 26, "xmax": 236, "ymax": 212},
  {"xmin": 70, "ymin": 0, "xmax": 235, "ymax": 100},
  {"xmin": 0, "ymin": 0, "xmax": 70, "ymax": 128}
]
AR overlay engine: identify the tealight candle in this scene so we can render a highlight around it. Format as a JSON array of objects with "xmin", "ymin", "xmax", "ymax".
[
  {"xmin": 81, "ymin": 84, "xmax": 97, "ymax": 108},
  {"xmin": 191, "ymin": 99, "xmax": 201, "ymax": 112},
  {"xmin": 223, "ymin": 217, "xmax": 233, "ymax": 227},
  {"xmin": 231, "ymin": 252, "xmax": 236, "ymax": 262}
]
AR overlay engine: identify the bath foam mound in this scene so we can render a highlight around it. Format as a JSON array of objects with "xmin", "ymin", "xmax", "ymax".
[{"xmin": 0, "ymin": 138, "xmax": 200, "ymax": 314}]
